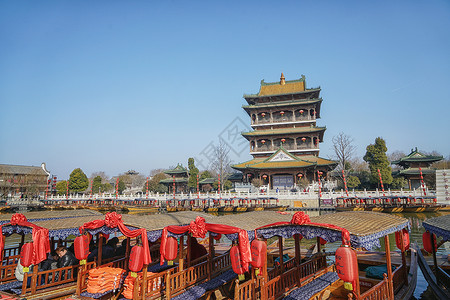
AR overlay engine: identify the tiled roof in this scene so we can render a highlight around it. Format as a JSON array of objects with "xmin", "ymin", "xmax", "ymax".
[
  {"xmin": 159, "ymin": 178, "xmax": 188, "ymax": 184},
  {"xmin": 399, "ymin": 168, "xmax": 436, "ymax": 175},
  {"xmin": 243, "ymin": 75, "xmax": 321, "ymax": 98},
  {"xmin": 232, "ymin": 146, "xmax": 337, "ymax": 171},
  {"xmin": 242, "ymin": 126, "xmax": 326, "ymax": 137},
  {"xmin": 242, "ymin": 98, "xmax": 322, "ymax": 110},
  {"xmin": 164, "ymin": 164, "xmax": 188, "ymax": 175},
  {"xmin": 0, "ymin": 164, "xmax": 48, "ymax": 176},
  {"xmin": 199, "ymin": 178, "xmax": 215, "ymax": 184},
  {"xmin": 391, "ymin": 148, "xmax": 443, "ymax": 165}
]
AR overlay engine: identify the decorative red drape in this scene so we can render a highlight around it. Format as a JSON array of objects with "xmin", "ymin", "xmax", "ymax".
[
  {"xmin": 0, "ymin": 213, "xmax": 50, "ymax": 264},
  {"xmin": 160, "ymin": 216, "xmax": 251, "ymax": 269},
  {"xmin": 79, "ymin": 212, "xmax": 151, "ymax": 265},
  {"xmin": 256, "ymin": 211, "xmax": 351, "ymax": 245}
]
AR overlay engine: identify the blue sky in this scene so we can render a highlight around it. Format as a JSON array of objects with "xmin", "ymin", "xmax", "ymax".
[{"xmin": 1, "ymin": 0, "xmax": 449, "ymax": 180}]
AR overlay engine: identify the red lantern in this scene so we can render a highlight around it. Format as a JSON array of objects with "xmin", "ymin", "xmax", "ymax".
[
  {"xmin": 301, "ymin": 137, "xmax": 306, "ymax": 142},
  {"xmin": 164, "ymin": 237, "xmax": 178, "ymax": 265},
  {"xmin": 261, "ymin": 112, "xmax": 266, "ymax": 117},
  {"xmin": 213, "ymin": 234, "xmax": 222, "ymax": 241},
  {"xmin": 423, "ymin": 231, "xmax": 437, "ymax": 253},
  {"xmin": 397, "ymin": 197, "xmax": 401, "ymax": 203},
  {"xmin": 261, "ymin": 140, "xmax": 266, "ymax": 144},
  {"xmin": 335, "ymin": 246, "xmax": 358, "ymax": 291},
  {"xmin": 281, "ymin": 139, "xmax": 286, "ymax": 143},
  {"xmin": 129, "ymin": 245, "xmax": 144, "ymax": 276},
  {"xmin": 395, "ymin": 229, "xmax": 410, "ymax": 251},
  {"xmin": 280, "ymin": 111, "xmax": 285, "ymax": 115},
  {"xmin": 319, "ymin": 237, "xmax": 327, "ymax": 245},
  {"xmin": 251, "ymin": 239, "xmax": 267, "ymax": 276},
  {"xmin": 297, "ymin": 174, "xmax": 302, "ymax": 177},
  {"xmin": 433, "ymin": 198, "xmax": 437, "ymax": 203},
  {"xmin": 230, "ymin": 245, "xmax": 246, "ymax": 281},
  {"xmin": 299, "ymin": 110, "xmax": 304, "ymax": 114},
  {"xmin": 262, "ymin": 175, "xmax": 267, "ymax": 179},
  {"xmin": 20, "ymin": 242, "xmax": 34, "ymax": 272},
  {"xmin": 74, "ymin": 235, "xmax": 90, "ymax": 265}
]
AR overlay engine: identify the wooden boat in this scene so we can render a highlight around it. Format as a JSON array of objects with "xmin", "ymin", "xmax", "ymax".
[
  {"xmin": 230, "ymin": 211, "xmax": 417, "ymax": 300},
  {"xmin": 417, "ymin": 214, "xmax": 450, "ymax": 299},
  {"xmin": 167, "ymin": 206, "xmax": 177, "ymax": 212},
  {"xmin": 234, "ymin": 206, "xmax": 248, "ymax": 212},
  {"xmin": 125, "ymin": 206, "xmax": 158, "ymax": 214}
]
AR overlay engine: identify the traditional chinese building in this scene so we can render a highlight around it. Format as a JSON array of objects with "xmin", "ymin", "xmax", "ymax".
[
  {"xmin": 232, "ymin": 74, "xmax": 337, "ymax": 189},
  {"xmin": 391, "ymin": 148, "xmax": 443, "ymax": 189},
  {"xmin": 159, "ymin": 164, "xmax": 189, "ymax": 193},
  {"xmin": 0, "ymin": 163, "xmax": 51, "ymax": 197}
]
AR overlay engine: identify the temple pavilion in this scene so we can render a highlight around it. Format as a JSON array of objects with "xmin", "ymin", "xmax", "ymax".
[
  {"xmin": 232, "ymin": 74, "xmax": 337, "ymax": 190},
  {"xmin": 391, "ymin": 148, "xmax": 443, "ymax": 189},
  {"xmin": 159, "ymin": 164, "xmax": 189, "ymax": 193}
]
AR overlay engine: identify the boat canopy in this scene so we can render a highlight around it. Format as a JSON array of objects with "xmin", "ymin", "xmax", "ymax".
[
  {"xmin": 215, "ymin": 211, "xmax": 410, "ymax": 250},
  {"xmin": 422, "ymin": 214, "xmax": 450, "ymax": 241}
]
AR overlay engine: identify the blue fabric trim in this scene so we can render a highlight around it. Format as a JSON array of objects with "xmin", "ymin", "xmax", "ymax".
[
  {"xmin": 423, "ymin": 223, "xmax": 450, "ymax": 241},
  {"xmin": 0, "ymin": 280, "xmax": 22, "ymax": 291},
  {"xmin": 171, "ymin": 269, "xmax": 237, "ymax": 300},
  {"xmin": 283, "ymin": 272, "xmax": 339, "ymax": 300}
]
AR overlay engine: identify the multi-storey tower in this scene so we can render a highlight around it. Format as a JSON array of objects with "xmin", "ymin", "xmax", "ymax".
[{"xmin": 233, "ymin": 74, "xmax": 337, "ymax": 189}]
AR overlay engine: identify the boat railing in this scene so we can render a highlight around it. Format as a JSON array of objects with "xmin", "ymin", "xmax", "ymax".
[
  {"xmin": 253, "ymin": 255, "xmax": 327, "ymax": 300},
  {"xmin": 0, "ymin": 255, "xmax": 20, "ymax": 282},
  {"xmin": 268, "ymin": 257, "xmax": 296, "ymax": 279},
  {"xmin": 21, "ymin": 261, "xmax": 95, "ymax": 296},
  {"xmin": 437, "ymin": 266, "xmax": 450, "ymax": 288},
  {"xmin": 360, "ymin": 273, "xmax": 390, "ymax": 300},
  {"xmin": 212, "ymin": 252, "xmax": 231, "ymax": 276},
  {"xmin": 235, "ymin": 276, "xmax": 264, "ymax": 300},
  {"xmin": 165, "ymin": 258, "xmax": 209, "ymax": 299}
]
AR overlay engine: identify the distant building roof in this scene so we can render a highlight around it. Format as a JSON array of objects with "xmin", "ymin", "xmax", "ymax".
[
  {"xmin": 199, "ymin": 178, "xmax": 215, "ymax": 185},
  {"xmin": 0, "ymin": 163, "xmax": 49, "ymax": 176},
  {"xmin": 164, "ymin": 164, "xmax": 189, "ymax": 176},
  {"xmin": 244, "ymin": 74, "xmax": 320, "ymax": 99},
  {"xmin": 391, "ymin": 148, "xmax": 443, "ymax": 167}
]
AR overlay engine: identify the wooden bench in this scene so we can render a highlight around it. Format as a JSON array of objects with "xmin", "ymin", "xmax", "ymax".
[{"xmin": 282, "ymin": 271, "xmax": 339, "ymax": 300}]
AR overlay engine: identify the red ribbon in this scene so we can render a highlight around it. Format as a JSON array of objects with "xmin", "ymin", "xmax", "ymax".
[
  {"xmin": 79, "ymin": 212, "xmax": 151, "ymax": 265},
  {"xmin": 0, "ymin": 213, "xmax": 50, "ymax": 265},
  {"xmin": 256, "ymin": 212, "xmax": 351, "ymax": 245},
  {"xmin": 159, "ymin": 218, "xmax": 252, "ymax": 270}
]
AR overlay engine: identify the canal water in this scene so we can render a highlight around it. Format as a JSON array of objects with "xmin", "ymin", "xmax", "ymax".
[{"xmin": 1, "ymin": 209, "xmax": 448, "ymax": 299}]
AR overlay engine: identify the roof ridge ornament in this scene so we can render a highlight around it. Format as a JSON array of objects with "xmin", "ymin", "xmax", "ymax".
[{"xmin": 280, "ymin": 73, "xmax": 285, "ymax": 85}]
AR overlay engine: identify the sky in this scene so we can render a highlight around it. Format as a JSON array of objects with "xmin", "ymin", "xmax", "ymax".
[{"xmin": 1, "ymin": 0, "xmax": 449, "ymax": 180}]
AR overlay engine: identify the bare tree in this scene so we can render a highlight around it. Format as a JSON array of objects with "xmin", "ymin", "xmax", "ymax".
[
  {"xmin": 388, "ymin": 151, "xmax": 406, "ymax": 171},
  {"xmin": 210, "ymin": 139, "xmax": 232, "ymax": 191},
  {"xmin": 332, "ymin": 132, "xmax": 356, "ymax": 174}
]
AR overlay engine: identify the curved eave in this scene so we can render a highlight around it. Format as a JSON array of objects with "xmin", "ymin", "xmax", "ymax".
[
  {"xmin": 242, "ymin": 98, "xmax": 323, "ymax": 114},
  {"xmin": 243, "ymin": 88, "xmax": 321, "ymax": 99}
]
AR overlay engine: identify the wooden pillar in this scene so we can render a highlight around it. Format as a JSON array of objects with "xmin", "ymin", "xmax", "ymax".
[
  {"xmin": 186, "ymin": 234, "xmax": 191, "ymax": 267},
  {"xmin": 278, "ymin": 236, "xmax": 284, "ymax": 273},
  {"xmin": 384, "ymin": 235, "xmax": 394, "ymax": 299},
  {"xmin": 142, "ymin": 263, "xmax": 148, "ymax": 300},
  {"xmin": 400, "ymin": 233, "xmax": 408, "ymax": 286},
  {"xmin": 317, "ymin": 237, "xmax": 321, "ymax": 253},
  {"xmin": 431, "ymin": 233, "xmax": 438, "ymax": 283},
  {"xmin": 294, "ymin": 234, "xmax": 301, "ymax": 266},
  {"xmin": 179, "ymin": 235, "xmax": 184, "ymax": 271},
  {"xmin": 97, "ymin": 235, "xmax": 104, "ymax": 266},
  {"xmin": 125, "ymin": 237, "xmax": 131, "ymax": 269},
  {"xmin": 208, "ymin": 233, "xmax": 214, "ymax": 280},
  {"xmin": 19, "ymin": 234, "xmax": 25, "ymax": 252}
]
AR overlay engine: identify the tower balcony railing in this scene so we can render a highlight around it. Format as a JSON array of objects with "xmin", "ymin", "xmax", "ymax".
[
  {"xmin": 252, "ymin": 144, "xmax": 319, "ymax": 153},
  {"xmin": 252, "ymin": 115, "xmax": 315, "ymax": 126}
]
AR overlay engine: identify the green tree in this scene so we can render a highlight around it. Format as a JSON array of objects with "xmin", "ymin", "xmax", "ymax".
[
  {"xmin": 68, "ymin": 168, "xmax": 89, "ymax": 193},
  {"xmin": 363, "ymin": 137, "xmax": 393, "ymax": 187},
  {"xmin": 117, "ymin": 180, "xmax": 126, "ymax": 195},
  {"xmin": 56, "ymin": 180, "xmax": 68, "ymax": 195},
  {"xmin": 347, "ymin": 176, "xmax": 361, "ymax": 189},
  {"xmin": 144, "ymin": 173, "xmax": 169, "ymax": 193},
  {"xmin": 187, "ymin": 158, "xmax": 199, "ymax": 190},
  {"xmin": 391, "ymin": 177, "xmax": 407, "ymax": 189},
  {"xmin": 92, "ymin": 176, "xmax": 103, "ymax": 194},
  {"xmin": 200, "ymin": 170, "xmax": 213, "ymax": 181}
]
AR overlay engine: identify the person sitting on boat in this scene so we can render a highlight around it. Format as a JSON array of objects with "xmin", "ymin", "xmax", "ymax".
[
  {"xmin": 15, "ymin": 259, "xmax": 33, "ymax": 286},
  {"xmin": 103, "ymin": 237, "xmax": 119, "ymax": 259},
  {"xmin": 189, "ymin": 236, "xmax": 207, "ymax": 261},
  {"xmin": 40, "ymin": 251, "xmax": 58, "ymax": 271},
  {"xmin": 55, "ymin": 246, "xmax": 77, "ymax": 281}
]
